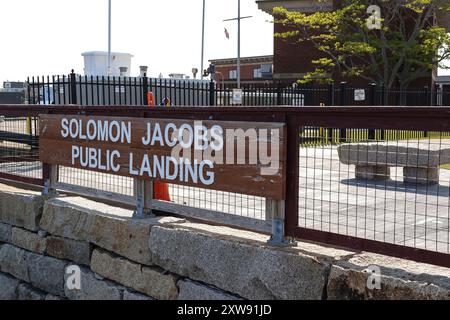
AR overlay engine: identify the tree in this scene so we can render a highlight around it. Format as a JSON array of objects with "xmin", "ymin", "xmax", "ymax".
[{"xmin": 274, "ymin": 0, "xmax": 450, "ymax": 94}]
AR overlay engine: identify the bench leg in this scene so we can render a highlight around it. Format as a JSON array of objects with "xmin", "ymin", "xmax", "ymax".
[
  {"xmin": 404, "ymin": 167, "xmax": 439, "ymax": 185},
  {"xmin": 355, "ymin": 166, "xmax": 390, "ymax": 180}
]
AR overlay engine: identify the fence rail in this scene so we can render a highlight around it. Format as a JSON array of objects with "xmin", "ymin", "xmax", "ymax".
[
  {"xmin": 27, "ymin": 71, "xmax": 450, "ymax": 107},
  {"xmin": 3, "ymin": 104, "xmax": 450, "ymax": 267}
]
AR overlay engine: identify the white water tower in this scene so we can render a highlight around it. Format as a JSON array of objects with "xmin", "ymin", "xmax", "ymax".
[{"xmin": 82, "ymin": 51, "xmax": 133, "ymax": 77}]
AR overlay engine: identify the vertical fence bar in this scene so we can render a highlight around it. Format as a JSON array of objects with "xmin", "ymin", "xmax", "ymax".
[
  {"xmin": 112, "ymin": 76, "xmax": 117, "ymax": 105},
  {"xmin": 91, "ymin": 76, "xmax": 95, "ymax": 105},
  {"xmin": 328, "ymin": 82, "xmax": 334, "ymax": 106},
  {"xmin": 209, "ymin": 79, "xmax": 215, "ymax": 106},
  {"xmin": 95, "ymin": 76, "xmax": 100, "ymax": 105},
  {"xmin": 61, "ymin": 76, "xmax": 67, "ymax": 105},
  {"xmin": 70, "ymin": 70, "xmax": 77, "ymax": 105},
  {"xmin": 339, "ymin": 82, "xmax": 347, "ymax": 141},
  {"xmin": 327, "ymin": 83, "xmax": 334, "ymax": 142},
  {"xmin": 434, "ymin": 84, "xmax": 439, "ymax": 107},
  {"xmin": 368, "ymin": 83, "xmax": 377, "ymax": 140},
  {"xmin": 276, "ymin": 82, "xmax": 283, "ymax": 106},
  {"xmin": 424, "ymin": 86, "xmax": 430, "ymax": 137},
  {"xmin": 26, "ymin": 77, "xmax": 31, "ymax": 104},
  {"xmin": 35, "ymin": 76, "xmax": 41, "ymax": 104}
]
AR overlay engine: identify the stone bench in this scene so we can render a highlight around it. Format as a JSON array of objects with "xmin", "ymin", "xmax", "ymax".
[{"xmin": 337, "ymin": 140, "xmax": 450, "ymax": 185}]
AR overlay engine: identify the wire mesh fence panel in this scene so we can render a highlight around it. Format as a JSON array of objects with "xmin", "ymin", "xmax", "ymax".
[
  {"xmin": 298, "ymin": 128, "xmax": 450, "ymax": 254},
  {"xmin": 0, "ymin": 115, "xmax": 41, "ymax": 181},
  {"xmin": 57, "ymin": 167, "xmax": 265, "ymax": 219},
  {"xmin": 58, "ymin": 167, "xmax": 134, "ymax": 197},
  {"xmin": 167, "ymin": 184, "xmax": 266, "ymax": 220}
]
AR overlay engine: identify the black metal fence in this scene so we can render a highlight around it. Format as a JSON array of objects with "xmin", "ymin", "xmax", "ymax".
[{"xmin": 26, "ymin": 71, "xmax": 450, "ymax": 107}]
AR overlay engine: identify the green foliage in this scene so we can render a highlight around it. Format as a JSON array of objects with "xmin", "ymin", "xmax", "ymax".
[{"xmin": 274, "ymin": 0, "xmax": 450, "ymax": 89}]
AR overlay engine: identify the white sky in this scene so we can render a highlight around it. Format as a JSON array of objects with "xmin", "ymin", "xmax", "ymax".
[
  {"xmin": 0, "ymin": 0, "xmax": 274, "ymax": 83},
  {"xmin": 0, "ymin": 0, "xmax": 448, "ymax": 83}
]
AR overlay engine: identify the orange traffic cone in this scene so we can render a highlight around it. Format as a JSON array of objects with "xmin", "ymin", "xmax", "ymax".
[
  {"xmin": 147, "ymin": 92, "xmax": 156, "ymax": 107},
  {"xmin": 147, "ymin": 92, "xmax": 171, "ymax": 202}
]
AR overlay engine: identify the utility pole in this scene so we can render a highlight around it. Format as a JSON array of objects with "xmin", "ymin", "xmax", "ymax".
[
  {"xmin": 201, "ymin": 0, "xmax": 206, "ymax": 79},
  {"xmin": 237, "ymin": 0, "xmax": 241, "ymax": 88},
  {"xmin": 224, "ymin": 0, "xmax": 252, "ymax": 89},
  {"xmin": 108, "ymin": 0, "xmax": 112, "ymax": 76}
]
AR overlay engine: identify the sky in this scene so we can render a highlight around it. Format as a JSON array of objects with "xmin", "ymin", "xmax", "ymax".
[
  {"xmin": 0, "ymin": 0, "xmax": 448, "ymax": 84},
  {"xmin": 0, "ymin": 0, "xmax": 274, "ymax": 83}
]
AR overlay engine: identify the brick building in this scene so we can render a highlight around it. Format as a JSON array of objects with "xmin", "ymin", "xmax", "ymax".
[
  {"xmin": 437, "ymin": 75, "xmax": 450, "ymax": 106},
  {"xmin": 257, "ymin": 0, "xmax": 450, "ymax": 87},
  {"xmin": 208, "ymin": 55, "xmax": 273, "ymax": 88}
]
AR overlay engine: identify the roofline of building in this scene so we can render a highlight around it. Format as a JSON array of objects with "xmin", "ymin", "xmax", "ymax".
[
  {"xmin": 256, "ymin": 0, "xmax": 334, "ymax": 15},
  {"xmin": 209, "ymin": 55, "xmax": 273, "ymax": 65},
  {"xmin": 437, "ymin": 75, "xmax": 450, "ymax": 84},
  {"xmin": 81, "ymin": 51, "xmax": 134, "ymax": 57},
  {"xmin": 256, "ymin": 0, "xmax": 449, "ymax": 31}
]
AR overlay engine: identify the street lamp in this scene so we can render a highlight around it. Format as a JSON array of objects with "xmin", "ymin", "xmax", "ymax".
[
  {"xmin": 108, "ymin": 0, "xmax": 112, "ymax": 76},
  {"xmin": 201, "ymin": 0, "xmax": 206, "ymax": 80},
  {"xmin": 192, "ymin": 68, "xmax": 199, "ymax": 79}
]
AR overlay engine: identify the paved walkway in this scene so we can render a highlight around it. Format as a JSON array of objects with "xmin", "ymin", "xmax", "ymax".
[{"xmin": 299, "ymin": 146, "xmax": 450, "ymax": 253}]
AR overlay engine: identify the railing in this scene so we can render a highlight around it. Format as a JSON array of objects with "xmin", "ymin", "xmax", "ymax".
[
  {"xmin": 27, "ymin": 71, "xmax": 450, "ymax": 107},
  {"xmin": 2, "ymin": 104, "xmax": 450, "ymax": 267}
]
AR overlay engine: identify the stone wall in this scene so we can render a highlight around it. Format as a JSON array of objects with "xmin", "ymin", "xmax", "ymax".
[{"xmin": 1, "ymin": 182, "xmax": 450, "ymax": 300}]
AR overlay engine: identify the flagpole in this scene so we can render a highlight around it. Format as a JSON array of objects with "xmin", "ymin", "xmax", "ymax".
[
  {"xmin": 201, "ymin": 0, "xmax": 206, "ymax": 80},
  {"xmin": 108, "ymin": 0, "xmax": 112, "ymax": 76},
  {"xmin": 237, "ymin": 0, "xmax": 241, "ymax": 89},
  {"xmin": 223, "ymin": 2, "xmax": 251, "ymax": 89}
]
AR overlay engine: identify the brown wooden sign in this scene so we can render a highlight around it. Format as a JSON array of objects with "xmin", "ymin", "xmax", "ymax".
[{"xmin": 39, "ymin": 115, "xmax": 286, "ymax": 199}]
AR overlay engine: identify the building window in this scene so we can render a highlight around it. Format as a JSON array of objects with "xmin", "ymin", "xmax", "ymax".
[
  {"xmin": 260, "ymin": 64, "xmax": 273, "ymax": 79},
  {"xmin": 253, "ymin": 68, "xmax": 262, "ymax": 78},
  {"xmin": 229, "ymin": 70, "xmax": 237, "ymax": 80}
]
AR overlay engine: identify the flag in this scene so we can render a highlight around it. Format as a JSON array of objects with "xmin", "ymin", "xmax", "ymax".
[{"xmin": 224, "ymin": 28, "xmax": 230, "ymax": 40}]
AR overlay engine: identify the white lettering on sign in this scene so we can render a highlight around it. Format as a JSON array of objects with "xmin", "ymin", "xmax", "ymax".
[
  {"xmin": 61, "ymin": 118, "xmax": 132, "ymax": 144},
  {"xmin": 140, "ymin": 121, "xmax": 224, "ymax": 151},
  {"xmin": 55, "ymin": 116, "xmax": 282, "ymax": 190},
  {"xmin": 71, "ymin": 146, "xmax": 121, "ymax": 172},
  {"xmin": 127, "ymin": 154, "xmax": 214, "ymax": 185}
]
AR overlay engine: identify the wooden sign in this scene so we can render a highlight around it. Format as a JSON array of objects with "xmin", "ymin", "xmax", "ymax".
[{"xmin": 39, "ymin": 115, "xmax": 286, "ymax": 199}]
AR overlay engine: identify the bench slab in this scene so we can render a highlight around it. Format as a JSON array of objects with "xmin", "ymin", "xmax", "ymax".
[
  {"xmin": 338, "ymin": 140, "xmax": 450, "ymax": 168},
  {"xmin": 337, "ymin": 140, "xmax": 450, "ymax": 185}
]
